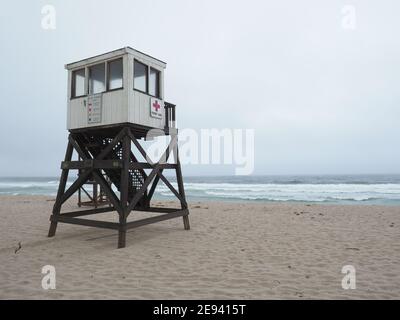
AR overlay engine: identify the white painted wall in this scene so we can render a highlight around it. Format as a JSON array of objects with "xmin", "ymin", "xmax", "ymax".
[{"xmin": 66, "ymin": 48, "xmax": 166, "ymax": 131}]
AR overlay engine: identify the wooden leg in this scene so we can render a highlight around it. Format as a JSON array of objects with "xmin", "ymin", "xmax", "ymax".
[
  {"xmin": 93, "ymin": 182, "xmax": 98, "ymax": 209},
  {"xmin": 78, "ymin": 187, "xmax": 82, "ymax": 207},
  {"xmin": 118, "ymin": 227, "xmax": 126, "ymax": 249},
  {"xmin": 48, "ymin": 221, "xmax": 58, "ymax": 237},
  {"xmin": 78, "ymin": 162, "xmax": 82, "ymax": 207},
  {"xmin": 117, "ymin": 134, "xmax": 130, "ymax": 249},
  {"xmin": 48, "ymin": 140, "xmax": 74, "ymax": 238},
  {"xmin": 173, "ymin": 140, "xmax": 190, "ymax": 231},
  {"xmin": 183, "ymin": 215, "xmax": 190, "ymax": 230}
]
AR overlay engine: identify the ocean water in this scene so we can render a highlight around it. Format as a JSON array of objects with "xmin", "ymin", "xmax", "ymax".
[{"xmin": 1, "ymin": 175, "xmax": 400, "ymax": 205}]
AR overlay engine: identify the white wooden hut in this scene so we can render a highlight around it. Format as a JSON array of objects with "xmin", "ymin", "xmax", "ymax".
[{"xmin": 65, "ymin": 47, "xmax": 173, "ymax": 133}]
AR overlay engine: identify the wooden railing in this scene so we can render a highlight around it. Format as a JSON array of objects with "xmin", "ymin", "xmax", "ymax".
[{"xmin": 164, "ymin": 102, "xmax": 176, "ymax": 130}]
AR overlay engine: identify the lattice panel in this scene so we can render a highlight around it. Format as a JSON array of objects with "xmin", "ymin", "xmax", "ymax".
[{"xmin": 81, "ymin": 135, "xmax": 146, "ymax": 201}]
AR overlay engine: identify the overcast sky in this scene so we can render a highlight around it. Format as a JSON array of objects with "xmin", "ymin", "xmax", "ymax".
[{"xmin": 0, "ymin": 0, "xmax": 399, "ymax": 176}]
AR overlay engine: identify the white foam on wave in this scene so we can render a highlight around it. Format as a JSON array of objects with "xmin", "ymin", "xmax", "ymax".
[
  {"xmin": 156, "ymin": 183, "xmax": 400, "ymax": 202},
  {"xmin": 2, "ymin": 178, "xmax": 400, "ymax": 203}
]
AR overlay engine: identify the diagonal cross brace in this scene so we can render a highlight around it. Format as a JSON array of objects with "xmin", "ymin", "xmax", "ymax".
[
  {"xmin": 56, "ymin": 128, "xmax": 127, "ymax": 214},
  {"xmin": 127, "ymin": 132, "xmax": 185, "ymax": 210},
  {"xmin": 70, "ymin": 134, "xmax": 123, "ymax": 215}
]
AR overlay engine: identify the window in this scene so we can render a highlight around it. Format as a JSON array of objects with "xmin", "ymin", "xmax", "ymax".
[
  {"xmin": 149, "ymin": 67, "xmax": 160, "ymax": 98},
  {"xmin": 88, "ymin": 63, "xmax": 105, "ymax": 94},
  {"xmin": 72, "ymin": 68, "xmax": 85, "ymax": 98},
  {"xmin": 108, "ymin": 58, "xmax": 123, "ymax": 90},
  {"xmin": 134, "ymin": 60, "xmax": 148, "ymax": 92}
]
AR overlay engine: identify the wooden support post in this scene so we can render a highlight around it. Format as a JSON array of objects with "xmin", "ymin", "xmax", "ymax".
[
  {"xmin": 77, "ymin": 156, "xmax": 82, "ymax": 207},
  {"xmin": 118, "ymin": 224, "xmax": 127, "ymax": 249},
  {"xmin": 118, "ymin": 133, "xmax": 131, "ymax": 248},
  {"xmin": 173, "ymin": 136, "xmax": 190, "ymax": 230},
  {"xmin": 48, "ymin": 139, "xmax": 74, "ymax": 237},
  {"xmin": 93, "ymin": 182, "xmax": 98, "ymax": 208}
]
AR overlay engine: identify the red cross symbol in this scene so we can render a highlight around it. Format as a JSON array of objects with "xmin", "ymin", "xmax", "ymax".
[{"xmin": 153, "ymin": 100, "xmax": 161, "ymax": 112}]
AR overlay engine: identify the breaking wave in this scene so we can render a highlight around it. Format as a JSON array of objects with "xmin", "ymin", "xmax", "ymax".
[{"xmin": 2, "ymin": 175, "xmax": 400, "ymax": 204}]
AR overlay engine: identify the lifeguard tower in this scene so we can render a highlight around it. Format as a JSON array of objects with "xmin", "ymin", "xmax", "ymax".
[{"xmin": 48, "ymin": 47, "xmax": 190, "ymax": 248}]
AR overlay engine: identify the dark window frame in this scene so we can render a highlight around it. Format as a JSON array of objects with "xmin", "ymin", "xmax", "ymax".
[
  {"xmin": 69, "ymin": 56, "xmax": 127, "ymax": 100},
  {"xmin": 133, "ymin": 59, "xmax": 149, "ymax": 94},
  {"xmin": 71, "ymin": 68, "xmax": 86, "ymax": 99},
  {"xmin": 107, "ymin": 57, "xmax": 124, "ymax": 92},
  {"xmin": 88, "ymin": 62, "xmax": 106, "ymax": 95},
  {"xmin": 149, "ymin": 67, "xmax": 161, "ymax": 98}
]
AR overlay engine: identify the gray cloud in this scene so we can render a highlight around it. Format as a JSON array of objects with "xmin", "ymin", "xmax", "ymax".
[{"xmin": 0, "ymin": 0, "xmax": 399, "ymax": 176}]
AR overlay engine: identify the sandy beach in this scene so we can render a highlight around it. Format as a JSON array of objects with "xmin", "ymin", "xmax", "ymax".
[{"xmin": 0, "ymin": 195, "xmax": 399, "ymax": 299}]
